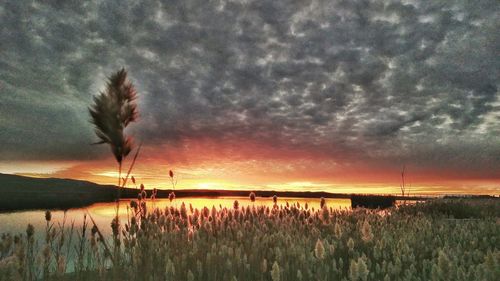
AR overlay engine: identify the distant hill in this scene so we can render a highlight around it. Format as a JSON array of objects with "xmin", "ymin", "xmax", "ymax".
[{"xmin": 0, "ymin": 173, "xmax": 119, "ymax": 211}]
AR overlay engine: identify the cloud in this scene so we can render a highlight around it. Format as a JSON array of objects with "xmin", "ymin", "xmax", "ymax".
[{"xmin": 0, "ymin": 0, "xmax": 498, "ymax": 178}]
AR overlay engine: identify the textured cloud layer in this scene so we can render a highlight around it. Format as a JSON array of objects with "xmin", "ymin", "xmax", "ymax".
[{"xmin": 0, "ymin": 0, "xmax": 499, "ymax": 179}]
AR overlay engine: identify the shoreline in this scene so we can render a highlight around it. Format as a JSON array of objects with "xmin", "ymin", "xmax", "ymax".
[{"xmin": 1, "ymin": 173, "xmax": 496, "ymax": 212}]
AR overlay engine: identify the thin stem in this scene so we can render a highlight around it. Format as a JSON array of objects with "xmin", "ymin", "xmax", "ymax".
[
  {"xmin": 120, "ymin": 143, "xmax": 142, "ymax": 188},
  {"xmin": 118, "ymin": 161, "xmax": 122, "ymax": 187},
  {"xmin": 116, "ymin": 161, "xmax": 122, "ymax": 219},
  {"xmin": 86, "ymin": 210, "xmax": 113, "ymax": 263}
]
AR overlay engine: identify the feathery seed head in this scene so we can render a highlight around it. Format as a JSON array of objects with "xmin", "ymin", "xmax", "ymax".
[
  {"xmin": 45, "ymin": 210, "xmax": 52, "ymax": 222},
  {"xmin": 315, "ymin": 239, "xmax": 325, "ymax": 259},
  {"xmin": 26, "ymin": 224, "xmax": 34, "ymax": 238},
  {"xmin": 89, "ymin": 68, "xmax": 138, "ymax": 164},
  {"xmin": 249, "ymin": 192, "xmax": 256, "ymax": 202},
  {"xmin": 271, "ymin": 261, "xmax": 280, "ymax": 281}
]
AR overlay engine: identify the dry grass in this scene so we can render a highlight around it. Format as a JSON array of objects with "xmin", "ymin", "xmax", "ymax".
[{"xmin": 0, "ymin": 199, "xmax": 498, "ymax": 281}]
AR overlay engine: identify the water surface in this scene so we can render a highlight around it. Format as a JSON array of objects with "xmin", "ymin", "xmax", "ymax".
[{"xmin": 0, "ymin": 197, "xmax": 352, "ymax": 236}]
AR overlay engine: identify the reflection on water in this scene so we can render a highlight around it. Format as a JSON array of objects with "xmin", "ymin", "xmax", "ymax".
[
  {"xmin": 0, "ymin": 197, "xmax": 352, "ymax": 236},
  {"xmin": 0, "ymin": 197, "xmax": 351, "ymax": 272}
]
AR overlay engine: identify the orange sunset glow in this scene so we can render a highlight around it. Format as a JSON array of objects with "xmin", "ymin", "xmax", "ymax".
[
  {"xmin": 1, "ymin": 0, "xmax": 499, "ymax": 197},
  {"xmin": 3, "ymin": 136, "xmax": 498, "ymax": 195}
]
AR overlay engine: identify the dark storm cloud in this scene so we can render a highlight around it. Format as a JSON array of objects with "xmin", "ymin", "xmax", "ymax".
[{"xmin": 0, "ymin": 0, "xmax": 499, "ymax": 174}]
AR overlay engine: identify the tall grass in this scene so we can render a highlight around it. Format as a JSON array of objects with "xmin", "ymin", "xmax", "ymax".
[
  {"xmin": 0, "ymin": 199, "xmax": 498, "ymax": 280},
  {"xmin": 89, "ymin": 68, "xmax": 139, "ymax": 222},
  {"xmin": 89, "ymin": 68, "xmax": 138, "ymax": 188}
]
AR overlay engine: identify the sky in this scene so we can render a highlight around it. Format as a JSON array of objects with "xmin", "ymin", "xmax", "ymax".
[{"xmin": 0, "ymin": 0, "xmax": 499, "ymax": 195}]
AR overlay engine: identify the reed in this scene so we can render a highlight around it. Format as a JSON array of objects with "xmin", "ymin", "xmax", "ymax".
[
  {"xmin": 1, "ymin": 199, "xmax": 497, "ymax": 280},
  {"xmin": 89, "ymin": 68, "xmax": 138, "ymax": 200},
  {"xmin": 88, "ymin": 68, "xmax": 141, "ymax": 259}
]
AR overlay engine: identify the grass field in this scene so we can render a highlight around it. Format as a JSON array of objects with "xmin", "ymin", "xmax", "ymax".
[{"xmin": 0, "ymin": 198, "xmax": 498, "ymax": 281}]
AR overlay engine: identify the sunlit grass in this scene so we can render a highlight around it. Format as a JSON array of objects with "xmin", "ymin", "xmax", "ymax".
[{"xmin": 0, "ymin": 199, "xmax": 498, "ymax": 281}]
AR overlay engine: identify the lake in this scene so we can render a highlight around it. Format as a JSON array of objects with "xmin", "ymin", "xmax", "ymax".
[{"xmin": 0, "ymin": 197, "xmax": 352, "ymax": 236}]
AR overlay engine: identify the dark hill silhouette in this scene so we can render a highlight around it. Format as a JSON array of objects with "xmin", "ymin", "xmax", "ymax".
[{"xmin": 0, "ymin": 173, "xmax": 118, "ymax": 211}]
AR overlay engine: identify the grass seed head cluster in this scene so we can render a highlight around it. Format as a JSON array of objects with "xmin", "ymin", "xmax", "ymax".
[{"xmin": 0, "ymin": 199, "xmax": 498, "ymax": 281}]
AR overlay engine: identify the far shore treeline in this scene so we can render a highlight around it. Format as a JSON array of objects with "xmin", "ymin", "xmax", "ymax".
[{"xmin": 2, "ymin": 173, "xmax": 496, "ymax": 212}]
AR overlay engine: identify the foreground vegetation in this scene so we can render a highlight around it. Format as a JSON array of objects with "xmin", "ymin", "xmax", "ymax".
[{"xmin": 0, "ymin": 199, "xmax": 498, "ymax": 281}]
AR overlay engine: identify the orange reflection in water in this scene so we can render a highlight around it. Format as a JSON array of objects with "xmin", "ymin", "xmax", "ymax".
[{"xmin": 88, "ymin": 197, "xmax": 352, "ymax": 219}]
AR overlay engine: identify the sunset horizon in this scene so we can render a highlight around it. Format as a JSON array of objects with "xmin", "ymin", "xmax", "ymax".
[
  {"xmin": 1, "ymin": 1, "xmax": 499, "ymax": 197},
  {"xmin": 1, "ymin": 1, "xmax": 499, "ymax": 280},
  {"xmin": 2, "ymin": 154, "xmax": 498, "ymax": 195}
]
